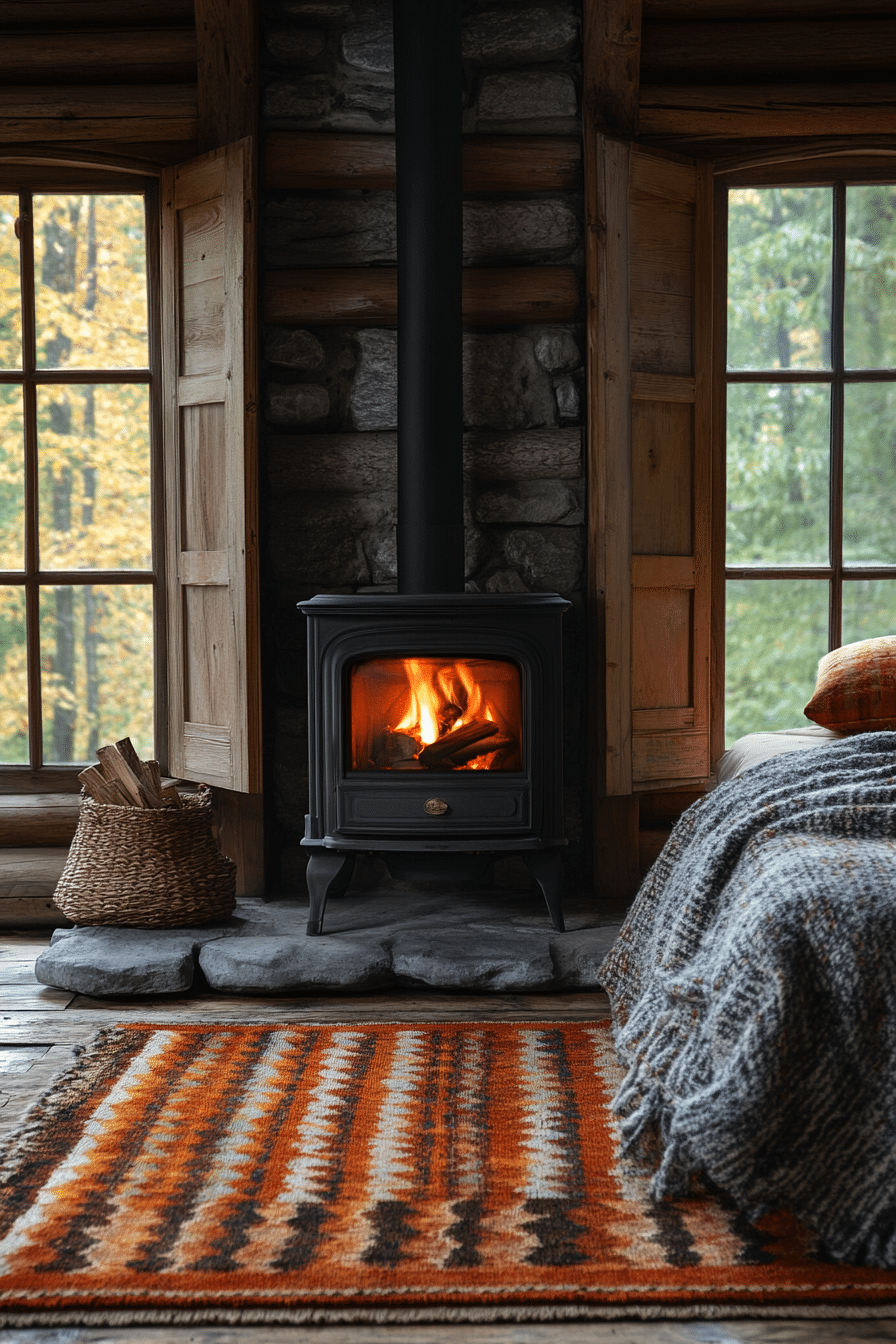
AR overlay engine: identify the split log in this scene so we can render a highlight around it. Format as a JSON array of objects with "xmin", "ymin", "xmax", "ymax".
[
  {"xmin": 113, "ymin": 737, "xmax": 165, "ymax": 807},
  {"xmin": 418, "ymin": 719, "xmax": 498, "ymax": 767},
  {"xmin": 77, "ymin": 738, "xmax": 182, "ymax": 808},
  {"xmin": 77, "ymin": 765, "xmax": 130, "ymax": 807},
  {"xmin": 96, "ymin": 743, "xmax": 156, "ymax": 809}
]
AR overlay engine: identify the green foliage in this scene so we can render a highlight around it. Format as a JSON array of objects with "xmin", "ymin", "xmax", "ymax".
[
  {"xmin": 726, "ymin": 185, "xmax": 896, "ymax": 744},
  {"xmin": 728, "ymin": 187, "xmax": 832, "ymax": 371},
  {"xmin": 726, "ymin": 382, "xmax": 829, "ymax": 566},
  {"xmin": 725, "ymin": 581, "xmax": 828, "ymax": 746}
]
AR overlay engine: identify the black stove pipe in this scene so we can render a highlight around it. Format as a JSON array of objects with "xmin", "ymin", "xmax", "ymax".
[{"xmin": 393, "ymin": 0, "xmax": 465, "ymax": 594}]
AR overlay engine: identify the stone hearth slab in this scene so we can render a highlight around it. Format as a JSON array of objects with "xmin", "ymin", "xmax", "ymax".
[
  {"xmin": 199, "ymin": 935, "xmax": 393, "ymax": 993},
  {"xmin": 35, "ymin": 927, "xmax": 225, "ymax": 996},
  {"xmin": 33, "ymin": 890, "xmax": 625, "ymax": 998},
  {"xmin": 391, "ymin": 929, "xmax": 554, "ymax": 991}
]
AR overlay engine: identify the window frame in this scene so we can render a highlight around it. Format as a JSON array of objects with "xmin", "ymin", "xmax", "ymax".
[
  {"xmin": 713, "ymin": 154, "xmax": 896, "ymax": 754},
  {"xmin": 0, "ymin": 166, "xmax": 165, "ymax": 793}
]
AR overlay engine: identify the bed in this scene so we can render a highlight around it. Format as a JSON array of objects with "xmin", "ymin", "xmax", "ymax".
[{"xmin": 598, "ymin": 647, "xmax": 896, "ymax": 1264}]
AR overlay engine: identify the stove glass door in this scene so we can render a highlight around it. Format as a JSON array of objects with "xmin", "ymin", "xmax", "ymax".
[{"xmin": 349, "ymin": 656, "xmax": 522, "ymax": 772}]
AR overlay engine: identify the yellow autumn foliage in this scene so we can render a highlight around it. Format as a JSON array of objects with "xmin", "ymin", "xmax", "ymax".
[{"xmin": 0, "ymin": 192, "xmax": 154, "ymax": 764}]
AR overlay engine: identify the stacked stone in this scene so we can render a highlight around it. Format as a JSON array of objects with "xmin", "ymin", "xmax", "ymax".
[{"xmin": 260, "ymin": 0, "xmax": 586, "ymax": 889}]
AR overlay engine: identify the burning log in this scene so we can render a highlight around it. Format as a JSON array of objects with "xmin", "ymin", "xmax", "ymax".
[
  {"xmin": 418, "ymin": 718, "xmax": 498, "ymax": 767},
  {"xmin": 445, "ymin": 733, "xmax": 515, "ymax": 767},
  {"xmin": 372, "ymin": 729, "xmax": 419, "ymax": 769}
]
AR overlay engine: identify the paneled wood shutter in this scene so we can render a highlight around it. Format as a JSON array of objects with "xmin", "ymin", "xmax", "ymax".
[
  {"xmin": 161, "ymin": 140, "xmax": 261, "ymax": 792},
  {"xmin": 591, "ymin": 138, "xmax": 713, "ymax": 794}
]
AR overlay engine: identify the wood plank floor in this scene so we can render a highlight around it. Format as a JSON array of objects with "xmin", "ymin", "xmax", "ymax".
[{"xmin": 0, "ymin": 930, "xmax": 894, "ymax": 1344}]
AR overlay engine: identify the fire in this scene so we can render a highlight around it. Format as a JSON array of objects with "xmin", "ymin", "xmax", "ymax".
[
  {"xmin": 394, "ymin": 660, "xmax": 483, "ymax": 746},
  {"xmin": 350, "ymin": 656, "xmax": 522, "ymax": 772}
]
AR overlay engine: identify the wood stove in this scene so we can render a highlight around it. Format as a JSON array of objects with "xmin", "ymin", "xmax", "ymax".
[
  {"xmin": 299, "ymin": 593, "xmax": 570, "ymax": 933},
  {"xmin": 297, "ymin": 0, "xmax": 571, "ymax": 935}
]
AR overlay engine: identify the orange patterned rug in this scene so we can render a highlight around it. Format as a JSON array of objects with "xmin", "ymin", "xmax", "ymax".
[{"xmin": 1, "ymin": 1020, "xmax": 895, "ymax": 1325}]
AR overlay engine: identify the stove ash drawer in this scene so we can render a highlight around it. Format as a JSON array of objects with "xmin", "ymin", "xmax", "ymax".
[{"xmin": 335, "ymin": 785, "xmax": 531, "ymax": 834}]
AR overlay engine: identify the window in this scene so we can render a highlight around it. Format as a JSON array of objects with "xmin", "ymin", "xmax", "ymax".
[
  {"xmin": 724, "ymin": 180, "xmax": 896, "ymax": 745},
  {"xmin": 0, "ymin": 181, "xmax": 160, "ymax": 782}
]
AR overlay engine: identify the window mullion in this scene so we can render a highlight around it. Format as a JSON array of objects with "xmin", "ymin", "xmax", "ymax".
[
  {"xmin": 18, "ymin": 190, "xmax": 43, "ymax": 769},
  {"xmin": 829, "ymin": 180, "xmax": 846, "ymax": 652}
]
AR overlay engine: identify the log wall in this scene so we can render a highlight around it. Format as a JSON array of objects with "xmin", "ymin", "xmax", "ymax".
[{"xmin": 0, "ymin": 0, "xmax": 198, "ymax": 164}]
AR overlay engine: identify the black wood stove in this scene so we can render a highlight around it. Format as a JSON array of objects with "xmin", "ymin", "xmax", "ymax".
[
  {"xmin": 297, "ymin": 0, "xmax": 571, "ymax": 934},
  {"xmin": 299, "ymin": 593, "xmax": 570, "ymax": 933}
]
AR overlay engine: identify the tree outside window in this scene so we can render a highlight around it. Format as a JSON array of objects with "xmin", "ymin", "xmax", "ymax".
[
  {"xmin": 725, "ymin": 182, "xmax": 896, "ymax": 746},
  {"xmin": 0, "ymin": 191, "xmax": 155, "ymax": 770}
]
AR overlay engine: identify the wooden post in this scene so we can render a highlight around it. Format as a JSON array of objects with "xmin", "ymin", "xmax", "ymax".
[
  {"xmin": 194, "ymin": 0, "xmax": 258, "ymax": 151},
  {"xmin": 582, "ymin": 0, "xmax": 642, "ymax": 140},
  {"xmin": 191, "ymin": 0, "xmax": 263, "ymax": 896}
]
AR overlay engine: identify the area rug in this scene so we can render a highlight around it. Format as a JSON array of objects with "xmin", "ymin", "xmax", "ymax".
[{"xmin": 1, "ymin": 1020, "xmax": 895, "ymax": 1325}]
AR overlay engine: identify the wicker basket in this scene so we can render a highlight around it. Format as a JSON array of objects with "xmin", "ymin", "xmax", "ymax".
[{"xmin": 53, "ymin": 785, "xmax": 237, "ymax": 927}]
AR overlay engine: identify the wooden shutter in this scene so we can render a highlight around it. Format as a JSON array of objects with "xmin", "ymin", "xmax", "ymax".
[
  {"xmin": 590, "ymin": 138, "xmax": 713, "ymax": 794},
  {"xmin": 161, "ymin": 139, "xmax": 261, "ymax": 792}
]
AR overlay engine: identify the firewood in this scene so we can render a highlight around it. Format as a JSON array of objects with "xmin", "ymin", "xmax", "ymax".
[
  {"xmin": 78, "ymin": 765, "xmax": 131, "ymax": 807},
  {"xmin": 114, "ymin": 737, "xmax": 164, "ymax": 807},
  {"xmin": 146, "ymin": 759, "xmax": 163, "ymax": 796},
  {"xmin": 159, "ymin": 784, "xmax": 183, "ymax": 808},
  {"xmin": 418, "ymin": 719, "xmax": 498, "ymax": 767},
  {"xmin": 373, "ymin": 730, "xmax": 418, "ymax": 769},
  {"xmin": 96, "ymin": 743, "xmax": 155, "ymax": 809},
  {"xmin": 446, "ymin": 733, "xmax": 515, "ymax": 767}
]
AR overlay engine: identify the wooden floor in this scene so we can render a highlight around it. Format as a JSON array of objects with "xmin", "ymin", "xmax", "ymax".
[{"xmin": 1, "ymin": 930, "xmax": 894, "ymax": 1344}]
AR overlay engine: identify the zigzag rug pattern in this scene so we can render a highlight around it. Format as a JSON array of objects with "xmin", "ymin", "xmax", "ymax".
[{"xmin": 0, "ymin": 1020, "xmax": 894, "ymax": 1324}]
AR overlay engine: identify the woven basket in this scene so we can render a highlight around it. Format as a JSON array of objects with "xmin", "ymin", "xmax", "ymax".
[{"xmin": 53, "ymin": 785, "xmax": 237, "ymax": 928}]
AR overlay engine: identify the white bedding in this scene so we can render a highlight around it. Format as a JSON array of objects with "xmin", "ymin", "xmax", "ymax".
[{"xmin": 715, "ymin": 725, "xmax": 845, "ymax": 784}]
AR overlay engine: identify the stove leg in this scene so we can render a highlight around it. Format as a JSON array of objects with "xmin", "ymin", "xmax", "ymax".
[
  {"xmin": 306, "ymin": 851, "xmax": 355, "ymax": 935},
  {"xmin": 523, "ymin": 849, "xmax": 565, "ymax": 932}
]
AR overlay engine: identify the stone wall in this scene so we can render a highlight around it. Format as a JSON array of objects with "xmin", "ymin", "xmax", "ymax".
[{"xmin": 259, "ymin": 0, "xmax": 588, "ymax": 890}]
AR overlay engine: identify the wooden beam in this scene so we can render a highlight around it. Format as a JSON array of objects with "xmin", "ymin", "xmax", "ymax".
[
  {"xmin": 640, "ymin": 84, "xmax": 896, "ymax": 139},
  {"xmin": 582, "ymin": 0, "xmax": 642, "ymax": 138},
  {"xmin": 0, "ymin": 29, "xmax": 196, "ymax": 83},
  {"xmin": 263, "ymin": 267, "xmax": 581, "ymax": 326},
  {"xmin": 195, "ymin": 0, "xmax": 258, "ymax": 151},
  {"xmin": 0, "ymin": 85, "xmax": 198, "ymax": 142},
  {"xmin": 644, "ymin": 0, "xmax": 896, "ymax": 15},
  {"xmin": 642, "ymin": 20, "xmax": 896, "ymax": 80},
  {"xmin": 0, "ymin": 1, "xmax": 194, "ymax": 27},
  {"xmin": 264, "ymin": 132, "xmax": 582, "ymax": 192}
]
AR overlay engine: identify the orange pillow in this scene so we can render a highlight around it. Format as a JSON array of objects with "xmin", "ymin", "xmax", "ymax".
[{"xmin": 804, "ymin": 636, "xmax": 896, "ymax": 733}]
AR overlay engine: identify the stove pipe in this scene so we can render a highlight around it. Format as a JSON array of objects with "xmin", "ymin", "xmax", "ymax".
[{"xmin": 393, "ymin": 0, "xmax": 465, "ymax": 594}]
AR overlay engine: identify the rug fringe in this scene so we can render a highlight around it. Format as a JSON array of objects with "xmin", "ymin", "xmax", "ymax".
[{"xmin": 2, "ymin": 1303, "xmax": 896, "ymax": 1326}]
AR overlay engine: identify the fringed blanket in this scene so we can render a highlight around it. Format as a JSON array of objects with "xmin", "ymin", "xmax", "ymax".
[{"xmin": 598, "ymin": 731, "xmax": 896, "ymax": 1266}]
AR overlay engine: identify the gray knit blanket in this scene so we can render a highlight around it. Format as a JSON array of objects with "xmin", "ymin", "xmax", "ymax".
[{"xmin": 597, "ymin": 730, "xmax": 896, "ymax": 1266}]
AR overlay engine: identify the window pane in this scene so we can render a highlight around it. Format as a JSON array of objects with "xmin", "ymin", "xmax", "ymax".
[
  {"xmin": 843, "ymin": 382, "xmax": 896, "ymax": 563},
  {"xmin": 40, "ymin": 584, "xmax": 153, "ymax": 763},
  {"xmin": 725, "ymin": 579, "xmax": 828, "ymax": 746},
  {"xmin": 33, "ymin": 195, "xmax": 148, "ymax": 370},
  {"xmin": 37, "ymin": 385, "xmax": 151, "ymax": 571},
  {"xmin": 842, "ymin": 579, "xmax": 896, "ymax": 645},
  {"xmin": 0, "ymin": 386, "xmax": 24, "ymax": 569},
  {"xmin": 0, "ymin": 586, "xmax": 27, "ymax": 763},
  {"xmin": 726, "ymin": 382, "xmax": 830, "ymax": 564},
  {"xmin": 845, "ymin": 185, "xmax": 896, "ymax": 370},
  {"xmin": 728, "ymin": 187, "xmax": 832, "ymax": 372},
  {"xmin": 0, "ymin": 195, "xmax": 21, "ymax": 371}
]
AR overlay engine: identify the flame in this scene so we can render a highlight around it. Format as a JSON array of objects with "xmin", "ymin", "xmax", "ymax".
[
  {"xmin": 394, "ymin": 659, "xmax": 442, "ymax": 745},
  {"xmin": 392, "ymin": 659, "xmax": 500, "ymax": 763},
  {"xmin": 351, "ymin": 655, "xmax": 521, "ymax": 773}
]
